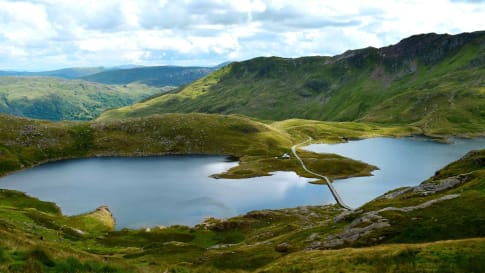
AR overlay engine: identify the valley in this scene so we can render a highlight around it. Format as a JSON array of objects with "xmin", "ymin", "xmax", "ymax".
[
  {"xmin": 0, "ymin": 30, "xmax": 484, "ymax": 273},
  {"xmin": 0, "ymin": 65, "xmax": 218, "ymax": 121},
  {"xmin": 0, "ymin": 77, "xmax": 169, "ymax": 121}
]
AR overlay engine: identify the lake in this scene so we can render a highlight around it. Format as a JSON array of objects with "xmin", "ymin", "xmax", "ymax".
[
  {"xmin": 0, "ymin": 156, "xmax": 329, "ymax": 229},
  {"xmin": 0, "ymin": 137, "xmax": 483, "ymax": 229},
  {"xmin": 304, "ymin": 137, "xmax": 485, "ymax": 208}
]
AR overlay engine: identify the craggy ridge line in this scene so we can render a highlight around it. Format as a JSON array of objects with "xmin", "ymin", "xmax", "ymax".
[{"xmin": 292, "ymin": 137, "xmax": 353, "ymax": 210}]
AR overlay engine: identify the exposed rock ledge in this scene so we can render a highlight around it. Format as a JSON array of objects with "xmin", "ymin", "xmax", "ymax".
[
  {"xmin": 383, "ymin": 172, "xmax": 473, "ymax": 199},
  {"xmin": 308, "ymin": 194, "xmax": 460, "ymax": 250}
]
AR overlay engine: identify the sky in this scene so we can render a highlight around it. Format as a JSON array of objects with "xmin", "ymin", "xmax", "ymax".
[{"xmin": 0, "ymin": 0, "xmax": 484, "ymax": 71}]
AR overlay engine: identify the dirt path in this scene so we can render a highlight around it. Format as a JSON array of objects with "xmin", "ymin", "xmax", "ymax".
[{"xmin": 291, "ymin": 138, "xmax": 353, "ymax": 210}]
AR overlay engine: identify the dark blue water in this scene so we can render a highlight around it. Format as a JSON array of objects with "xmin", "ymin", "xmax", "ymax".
[
  {"xmin": 304, "ymin": 137, "xmax": 485, "ymax": 208},
  {"xmin": 0, "ymin": 156, "xmax": 329, "ymax": 229},
  {"xmin": 0, "ymin": 137, "xmax": 483, "ymax": 229}
]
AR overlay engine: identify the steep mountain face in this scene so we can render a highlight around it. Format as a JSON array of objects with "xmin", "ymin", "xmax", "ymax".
[
  {"xmin": 101, "ymin": 31, "xmax": 485, "ymax": 135},
  {"xmin": 81, "ymin": 66, "xmax": 215, "ymax": 86},
  {"xmin": 379, "ymin": 31, "xmax": 481, "ymax": 63},
  {"xmin": 0, "ymin": 77, "xmax": 166, "ymax": 121}
]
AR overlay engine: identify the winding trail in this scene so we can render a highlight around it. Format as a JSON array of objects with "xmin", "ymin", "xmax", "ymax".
[{"xmin": 291, "ymin": 138, "xmax": 353, "ymax": 210}]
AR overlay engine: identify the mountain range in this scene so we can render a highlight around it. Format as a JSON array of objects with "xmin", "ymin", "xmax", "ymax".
[
  {"xmin": 0, "ymin": 64, "xmax": 218, "ymax": 87},
  {"xmin": 81, "ymin": 65, "xmax": 215, "ymax": 86},
  {"xmin": 101, "ymin": 31, "xmax": 485, "ymax": 135},
  {"xmin": 0, "ymin": 67, "xmax": 108, "ymax": 79}
]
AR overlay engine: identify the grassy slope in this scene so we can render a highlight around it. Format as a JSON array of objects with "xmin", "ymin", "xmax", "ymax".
[
  {"xmin": 258, "ymin": 239, "xmax": 485, "ymax": 273},
  {"xmin": 100, "ymin": 31, "xmax": 485, "ymax": 136},
  {"xmin": 0, "ymin": 145, "xmax": 483, "ymax": 272},
  {"xmin": 82, "ymin": 66, "xmax": 214, "ymax": 87},
  {"xmin": 0, "ymin": 77, "xmax": 169, "ymax": 121},
  {"xmin": 3, "ymin": 113, "xmax": 413, "ymax": 181},
  {"xmin": 357, "ymin": 150, "xmax": 485, "ymax": 244},
  {"xmin": 0, "ymin": 189, "xmax": 133, "ymax": 273},
  {"xmin": 271, "ymin": 118, "xmax": 418, "ymax": 143}
]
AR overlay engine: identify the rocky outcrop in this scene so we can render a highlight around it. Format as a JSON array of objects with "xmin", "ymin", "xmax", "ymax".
[
  {"xmin": 309, "ymin": 194, "xmax": 461, "ymax": 249},
  {"xmin": 381, "ymin": 172, "xmax": 473, "ymax": 200},
  {"xmin": 412, "ymin": 174, "xmax": 470, "ymax": 196},
  {"xmin": 379, "ymin": 31, "xmax": 484, "ymax": 64},
  {"xmin": 378, "ymin": 194, "xmax": 460, "ymax": 213},
  {"xmin": 87, "ymin": 205, "xmax": 116, "ymax": 231},
  {"xmin": 382, "ymin": 187, "xmax": 412, "ymax": 199},
  {"xmin": 275, "ymin": 242, "xmax": 291, "ymax": 252},
  {"xmin": 312, "ymin": 211, "xmax": 390, "ymax": 249}
]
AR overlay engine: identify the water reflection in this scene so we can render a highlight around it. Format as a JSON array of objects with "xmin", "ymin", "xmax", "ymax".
[
  {"xmin": 0, "ymin": 156, "xmax": 332, "ymax": 229},
  {"xmin": 304, "ymin": 137, "xmax": 485, "ymax": 208},
  {"xmin": 1, "ymin": 137, "xmax": 482, "ymax": 228}
]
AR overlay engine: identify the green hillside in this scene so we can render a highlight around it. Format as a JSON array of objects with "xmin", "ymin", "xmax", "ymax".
[
  {"xmin": 0, "ymin": 114, "xmax": 483, "ymax": 272},
  {"xmin": 100, "ymin": 31, "xmax": 485, "ymax": 135},
  {"xmin": 82, "ymin": 66, "xmax": 214, "ymax": 86},
  {"xmin": 0, "ymin": 77, "xmax": 169, "ymax": 121}
]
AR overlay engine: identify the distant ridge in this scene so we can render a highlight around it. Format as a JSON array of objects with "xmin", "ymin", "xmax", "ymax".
[
  {"xmin": 0, "ymin": 67, "xmax": 107, "ymax": 79},
  {"xmin": 81, "ymin": 65, "xmax": 215, "ymax": 87},
  {"xmin": 0, "ymin": 63, "xmax": 224, "ymax": 87}
]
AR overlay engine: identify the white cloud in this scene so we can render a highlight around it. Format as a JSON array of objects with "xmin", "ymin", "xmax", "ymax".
[
  {"xmin": 0, "ymin": 1, "xmax": 55, "ymax": 44},
  {"xmin": 0, "ymin": 0, "xmax": 483, "ymax": 70}
]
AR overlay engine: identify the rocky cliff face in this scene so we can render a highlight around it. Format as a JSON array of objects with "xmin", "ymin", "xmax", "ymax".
[{"xmin": 379, "ymin": 31, "xmax": 484, "ymax": 64}]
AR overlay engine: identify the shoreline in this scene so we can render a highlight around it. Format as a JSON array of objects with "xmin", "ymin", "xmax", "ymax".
[{"xmin": 2, "ymin": 135, "xmax": 484, "ymax": 231}]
